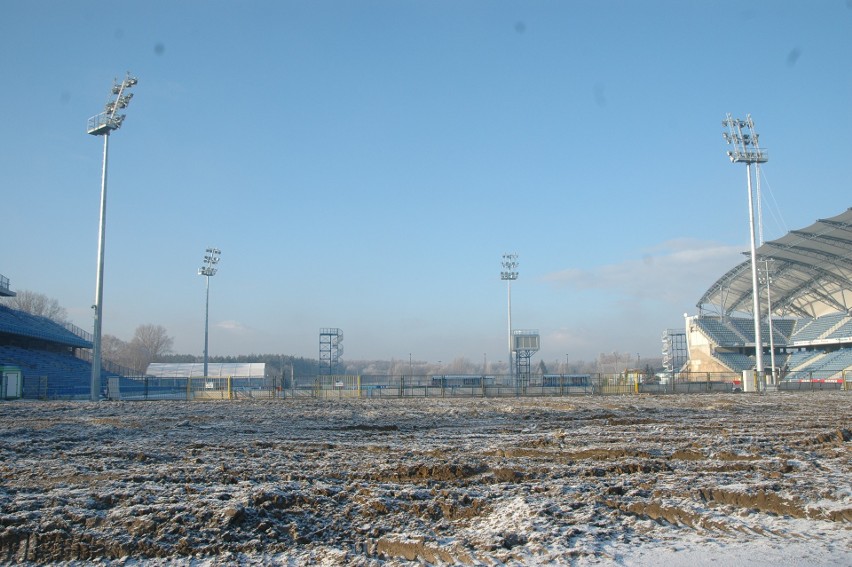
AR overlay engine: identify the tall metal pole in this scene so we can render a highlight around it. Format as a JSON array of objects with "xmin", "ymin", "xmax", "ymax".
[
  {"xmin": 756, "ymin": 163, "xmax": 765, "ymax": 246},
  {"xmin": 199, "ymin": 247, "xmax": 221, "ymax": 378},
  {"xmin": 756, "ymin": 164, "xmax": 777, "ymax": 386},
  {"xmin": 507, "ymin": 279, "xmax": 513, "ymax": 384},
  {"xmin": 723, "ymin": 114, "xmax": 768, "ymax": 390},
  {"xmin": 501, "ymin": 253, "xmax": 518, "ymax": 389},
  {"xmin": 204, "ymin": 274, "xmax": 211, "ymax": 378},
  {"xmin": 87, "ymin": 73, "xmax": 138, "ymax": 402},
  {"xmin": 762, "ymin": 259, "xmax": 777, "ymax": 384},
  {"xmin": 91, "ymin": 133, "xmax": 109, "ymax": 401},
  {"xmin": 745, "ymin": 163, "xmax": 765, "ymax": 381}
]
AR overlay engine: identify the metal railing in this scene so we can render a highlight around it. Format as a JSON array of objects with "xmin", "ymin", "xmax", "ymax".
[
  {"xmin": 12, "ymin": 371, "xmax": 850, "ymax": 401},
  {"xmin": 64, "ymin": 321, "xmax": 93, "ymax": 343},
  {"xmin": 279, "ymin": 371, "xmax": 850, "ymax": 399}
]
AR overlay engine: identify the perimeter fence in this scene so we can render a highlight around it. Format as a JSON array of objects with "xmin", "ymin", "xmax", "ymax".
[{"xmin": 94, "ymin": 370, "xmax": 850, "ymax": 401}]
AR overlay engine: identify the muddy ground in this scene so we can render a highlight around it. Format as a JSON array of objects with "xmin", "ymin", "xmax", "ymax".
[{"xmin": 0, "ymin": 392, "xmax": 849, "ymax": 565}]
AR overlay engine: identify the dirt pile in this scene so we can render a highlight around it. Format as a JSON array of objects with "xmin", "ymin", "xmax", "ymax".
[{"xmin": 0, "ymin": 393, "xmax": 848, "ymax": 565}]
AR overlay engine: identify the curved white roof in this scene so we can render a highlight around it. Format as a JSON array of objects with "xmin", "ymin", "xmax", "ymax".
[
  {"xmin": 146, "ymin": 362, "xmax": 267, "ymax": 378},
  {"xmin": 698, "ymin": 208, "xmax": 852, "ymax": 319}
]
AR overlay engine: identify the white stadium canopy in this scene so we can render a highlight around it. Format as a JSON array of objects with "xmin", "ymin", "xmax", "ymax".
[
  {"xmin": 146, "ymin": 362, "xmax": 267, "ymax": 378},
  {"xmin": 698, "ymin": 208, "xmax": 852, "ymax": 319}
]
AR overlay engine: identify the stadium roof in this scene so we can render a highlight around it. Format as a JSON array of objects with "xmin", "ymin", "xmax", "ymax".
[
  {"xmin": 698, "ymin": 208, "xmax": 852, "ymax": 319},
  {"xmin": 146, "ymin": 362, "xmax": 267, "ymax": 378}
]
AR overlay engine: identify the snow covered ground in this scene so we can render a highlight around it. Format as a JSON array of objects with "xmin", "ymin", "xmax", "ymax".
[{"xmin": 0, "ymin": 392, "xmax": 849, "ymax": 566}]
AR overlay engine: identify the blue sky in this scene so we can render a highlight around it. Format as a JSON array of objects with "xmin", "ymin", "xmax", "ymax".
[{"xmin": 2, "ymin": 1, "xmax": 851, "ymax": 367}]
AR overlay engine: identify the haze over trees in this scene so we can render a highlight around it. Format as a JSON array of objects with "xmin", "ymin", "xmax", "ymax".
[
  {"xmin": 1, "ymin": 291, "xmax": 663, "ymax": 376},
  {"xmin": 0, "ymin": 291, "xmax": 169, "ymax": 373},
  {"xmin": 103, "ymin": 324, "xmax": 174, "ymax": 374},
  {"xmin": 0, "ymin": 290, "xmax": 68, "ymax": 324}
]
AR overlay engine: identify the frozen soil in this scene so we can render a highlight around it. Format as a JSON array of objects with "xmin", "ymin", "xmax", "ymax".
[{"xmin": 0, "ymin": 392, "xmax": 849, "ymax": 566}]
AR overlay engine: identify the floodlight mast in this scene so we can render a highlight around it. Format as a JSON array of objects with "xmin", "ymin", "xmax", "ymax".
[
  {"xmin": 87, "ymin": 73, "xmax": 138, "ymax": 402},
  {"xmin": 501, "ymin": 253, "xmax": 519, "ymax": 389},
  {"xmin": 199, "ymin": 248, "xmax": 221, "ymax": 378},
  {"xmin": 722, "ymin": 113, "xmax": 768, "ymax": 389}
]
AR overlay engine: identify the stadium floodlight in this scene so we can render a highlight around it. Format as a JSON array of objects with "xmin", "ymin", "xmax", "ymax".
[
  {"xmin": 199, "ymin": 247, "xmax": 221, "ymax": 378},
  {"xmin": 722, "ymin": 115, "xmax": 768, "ymax": 165},
  {"xmin": 501, "ymin": 253, "xmax": 519, "ymax": 389},
  {"xmin": 722, "ymin": 113, "xmax": 768, "ymax": 389},
  {"xmin": 87, "ymin": 73, "xmax": 138, "ymax": 402}
]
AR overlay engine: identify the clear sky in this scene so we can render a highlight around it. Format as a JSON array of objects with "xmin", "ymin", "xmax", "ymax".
[{"xmin": 2, "ymin": 1, "xmax": 851, "ymax": 368}]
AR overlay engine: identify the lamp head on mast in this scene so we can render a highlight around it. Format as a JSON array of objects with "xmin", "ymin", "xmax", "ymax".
[
  {"xmin": 87, "ymin": 73, "xmax": 138, "ymax": 136},
  {"xmin": 501, "ymin": 253, "xmax": 518, "ymax": 281},
  {"xmin": 722, "ymin": 113, "xmax": 768, "ymax": 164},
  {"xmin": 199, "ymin": 247, "xmax": 221, "ymax": 277}
]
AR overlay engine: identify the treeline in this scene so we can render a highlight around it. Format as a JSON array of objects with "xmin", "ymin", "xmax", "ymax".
[{"xmin": 4, "ymin": 291, "xmax": 664, "ymax": 378}]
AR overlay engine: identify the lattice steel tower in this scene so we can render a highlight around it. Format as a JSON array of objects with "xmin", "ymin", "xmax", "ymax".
[
  {"xmin": 661, "ymin": 328, "xmax": 687, "ymax": 374},
  {"xmin": 319, "ymin": 328, "xmax": 344, "ymax": 375},
  {"xmin": 513, "ymin": 329, "xmax": 540, "ymax": 393}
]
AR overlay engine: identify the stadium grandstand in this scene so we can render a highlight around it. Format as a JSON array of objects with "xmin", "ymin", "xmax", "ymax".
[
  {"xmin": 4, "ymin": 209, "xmax": 851, "ymax": 399},
  {"xmin": 683, "ymin": 208, "xmax": 852, "ymax": 386},
  {"xmin": 0, "ymin": 274, "xmax": 13, "ymax": 299},
  {"xmin": 0, "ymin": 271, "xmax": 277, "ymax": 400},
  {"xmin": 0, "ymin": 273, "xmax": 134, "ymax": 399},
  {"xmin": 0, "ymin": 272, "xmax": 164, "ymax": 399}
]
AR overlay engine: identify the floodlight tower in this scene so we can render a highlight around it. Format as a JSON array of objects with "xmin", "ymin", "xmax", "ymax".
[
  {"xmin": 501, "ymin": 253, "xmax": 519, "ymax": 387},
  {"xmin": 199, "ymin": 247, "xmax": 221, "ymax": 378},
  {"xmin": 722, "ymin": 114, "xmax": 768, "ymax": 387},
  {"xmin": 87, "ymin": 72, "xmax": 138, "ymax": 402}
]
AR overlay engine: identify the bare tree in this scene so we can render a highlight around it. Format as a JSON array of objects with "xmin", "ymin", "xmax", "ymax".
[
  {"xmin": 129, "ymin": 324, "xmax": 174, "ymax": 372},
  {"xmin": 1, "ymin": 290, "xmax": 68, "ymax": 323},
  {"xmin": 449, "ymin": 357, "xmax": 475, "ymax": 374},
  {"xmin": 101, "ymin": 334, "xmax": 133, "ymax": 369},
  {"xmin": 387, "ymin": 358, "xmax": 402, "ymax": 376}
]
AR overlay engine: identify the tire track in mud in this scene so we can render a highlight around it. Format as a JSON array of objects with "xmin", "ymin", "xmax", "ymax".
[{"xmin": 0, "ymin": 394, "xmax": 848, "ymax": 564}]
